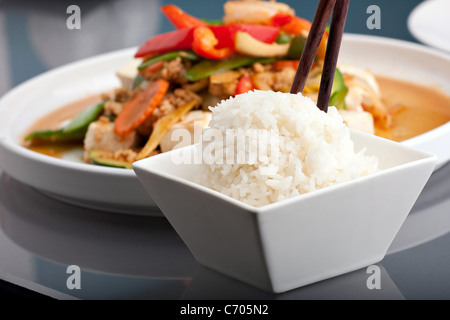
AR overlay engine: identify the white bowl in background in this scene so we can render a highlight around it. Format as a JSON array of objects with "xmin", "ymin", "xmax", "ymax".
[
  {"xmin": 0, "ymin": 35, "xmax": 449, "ymax": 215},
  {"xmin": 408, "ymin": 0, "xmax": 450, "ymax": 53},
  {"xmin": 133, "ymin": 130, "xmax": 437, "ymax": 293}
]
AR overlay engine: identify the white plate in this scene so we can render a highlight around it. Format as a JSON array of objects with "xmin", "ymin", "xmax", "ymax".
[
  {"xmin": 408, "ymin": 0, "xmax": 450, "ymax": 52},
  {"xmin": 1, "ymin": 34, "xmax": 450, "ymax": 216}
]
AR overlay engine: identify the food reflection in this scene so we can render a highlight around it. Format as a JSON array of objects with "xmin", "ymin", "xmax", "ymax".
[{"xmin": 0, "ymin": 174, "xmax": 197, "ymax": 278}]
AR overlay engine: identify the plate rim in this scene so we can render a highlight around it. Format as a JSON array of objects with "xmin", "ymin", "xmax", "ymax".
[
  {"xmin": 407, "ymin": 0, "xmax": 450, "ymax": 52},
  {"xmin": 1, "ymin": 34, "xmax": 450, "ymax": 176},
  {"xmin": 0, "ymin": 46, "xmax": 137, "ymax": 178},
  {"xmin": 1, "ymin": 33, "xmax": 450, "ymax": 213}
]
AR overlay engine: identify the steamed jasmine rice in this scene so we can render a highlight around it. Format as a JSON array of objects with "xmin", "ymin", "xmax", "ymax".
[{"xmin": 198, "ymin": 90, "xmax": 379, "ymax": 207}]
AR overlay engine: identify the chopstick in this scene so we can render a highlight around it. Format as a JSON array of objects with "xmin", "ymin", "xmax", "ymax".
[{"xmin": 290, "ymin": 0, "xmax": 350, "ymax": 113}]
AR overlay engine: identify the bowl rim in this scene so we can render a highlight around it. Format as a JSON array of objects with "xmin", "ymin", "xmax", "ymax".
[
  {"xmin": 132, "ymin": 130, "xmax": 438, "ymax": 214},
  {"xmin": 0, "ymin": 34, "xmax": 446, "ymax": 214},
  {"xmin": 339, "ymin": 34, "xmax": 450, "ymax": 149}
]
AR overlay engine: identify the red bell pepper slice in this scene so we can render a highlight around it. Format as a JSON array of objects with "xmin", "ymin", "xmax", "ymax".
[
  {"xmin": 192, "ymin": 26, "xmax": 235, "ymax": 60},
  {"xmin": 161, "ymin": 4, "xmax": 208, "ymax": 29},
  {"xmin": 236, "ymin": 76, "xmax": 255, "ymax": 95},
  {"xmin": 135, "ymin": 23, "xmax": 280, "ymax": 59},
  {"xmin": 135, "ymin": 28, "xmax": 195, "ymax": 58},
  {"xmin": 270, "ymin": 13, "xmax": 293, "ymax": 27},
  {"xmin": 210, "ymin": 24, "xmax": 280, "ymax": 49}
]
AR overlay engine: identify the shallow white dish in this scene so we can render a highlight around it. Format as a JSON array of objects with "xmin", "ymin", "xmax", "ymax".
[
  {"xmin": 133, "ymin": 131, "xmax": 437, "ymax": 293},
  {"xmin": 0, "ymin": 47, "xmax": 160, "ymax": 216},
  {"xmin": 0, "ymin": 34, "xmax": 449, "ymax": 216},
  {"xmin": 408, "ymin": 0, "xmax": 450, "ymax": 52}
]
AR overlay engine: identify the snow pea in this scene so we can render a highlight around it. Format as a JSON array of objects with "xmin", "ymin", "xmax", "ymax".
[
  {"xmin": 63, "ymin": 101, "xmax": 105, "ymax": 134},
  {"xmin": 137, "ymin": 50, "xmax": 199, "ymax": 71},
  {"xmin": 275, "ymin": 34, "xmax": 292, "ymax": 44},
  {"xmin": 329, "ymin": 69, "xmax": 348, "ymax": 109},
  {"xmin": 24, "ymin": 128, "xmax": 86, "ymax": 143},
  {"xmin": 184, "ymin": 55, "xmax": 275, "ymax": 82},
  {"xmin": 25, "ymin": 101, "xmax": 105, "ymax": 142},
  {"xmin": 286, "ymin": 35, "xmax": 307, "ymax": 60}
]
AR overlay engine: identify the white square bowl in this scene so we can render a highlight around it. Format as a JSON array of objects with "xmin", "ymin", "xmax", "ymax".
[{"xmin": 133, "ymin": 130, "xmax": 437, "ymax": 293}]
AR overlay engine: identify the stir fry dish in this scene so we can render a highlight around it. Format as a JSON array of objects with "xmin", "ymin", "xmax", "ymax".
[{"xmin": 24, "ymin": 0, "xmax": 394, "ymax": 169}]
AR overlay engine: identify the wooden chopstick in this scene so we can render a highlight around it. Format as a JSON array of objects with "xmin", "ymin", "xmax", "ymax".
[
  {"xmin": 317, "ymin": 0, "xmax": 350, "ymax": 112},
  {"xmin": 290, "ymin": 0, "xmax": 350, "ymax": 113},
  {"xmin": 290, "ymin": 0, "xmax": 336, "ymax": 96}
]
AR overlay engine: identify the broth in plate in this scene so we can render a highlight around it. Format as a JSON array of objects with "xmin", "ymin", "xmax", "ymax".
[
  {"xmin": 23, "ymin": 76, "xmax": 450, "ymax": 161},
  {"xmin": 23, "ymin": 94, "xmax": 103, "ymax": 159},
  {"xmin": 376, "ymin": 76, "xmax": 450, "ymax": 142}
]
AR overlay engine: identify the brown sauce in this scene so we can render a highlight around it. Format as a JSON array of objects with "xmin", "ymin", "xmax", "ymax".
[
  {"xmin": 24, "ymin": 77, "xmax": 450, "ymax": 159},
  {"xmin": 27, "ymin": 142, "xmax": 83, "ymax": 159},
  {"xmin": 376, "ymin": 76, "xmax": 450, "ymax": 141},
  {"xmin": 23, "ymin": 94, "xmax": 103, "ymax": 159}
]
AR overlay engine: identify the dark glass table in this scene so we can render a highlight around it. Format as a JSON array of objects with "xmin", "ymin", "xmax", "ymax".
[{"xmin": 2, "ymin": 0, "xmax": 450, "ymax": 300}]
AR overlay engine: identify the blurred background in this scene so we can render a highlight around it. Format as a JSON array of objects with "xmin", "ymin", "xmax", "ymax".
[{"xmin": 0, "ymin": 0, "xmax": 425, "ymax": 96}]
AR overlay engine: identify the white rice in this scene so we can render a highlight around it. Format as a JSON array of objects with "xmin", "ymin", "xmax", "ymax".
[{"xmin": 198, "ymin": 90, "xmax": 379, "ymax": 207}]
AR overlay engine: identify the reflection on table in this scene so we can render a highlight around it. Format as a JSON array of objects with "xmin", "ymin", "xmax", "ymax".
[{"xmin": 0, "ymin": 168, "xmax": 425, "ymax": 300}]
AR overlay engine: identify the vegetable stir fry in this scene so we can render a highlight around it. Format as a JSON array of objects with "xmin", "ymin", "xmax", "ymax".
[{"xmin": 25, "ymin": 0, "xmax": 390, "ymax": 169}]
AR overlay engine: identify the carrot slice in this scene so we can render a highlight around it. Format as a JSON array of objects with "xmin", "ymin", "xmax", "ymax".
[
  {"xmin": 317, "ymin": 31, "xmax": 329, "ymax": 61},
  {"xmin": 114, "ymin": 79, "xmax": 169, "ymax": 136},
  {"xmin": 282, "ymin": 16, "xmax": 312, "ymax": 35},
  {"xmin": 273, "ymin": 60, "xmax": 300, "ymax": 71}
]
